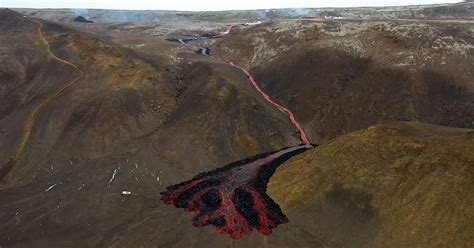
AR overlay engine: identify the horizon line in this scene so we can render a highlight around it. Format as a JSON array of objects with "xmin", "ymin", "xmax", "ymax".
[{"xmin": 1, "ymin": 1, "xmax": 464, "ymax": 12}]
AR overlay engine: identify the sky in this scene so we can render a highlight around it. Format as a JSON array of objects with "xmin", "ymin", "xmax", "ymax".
[{"xmin": 1, "ymin": 0, "xmax": 462, "ymax": 11}]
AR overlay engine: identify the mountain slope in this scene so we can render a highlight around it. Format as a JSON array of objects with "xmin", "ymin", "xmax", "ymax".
[
  {"xmin": 0, "ymin": 9, "xmax": 302, "ymax": 247},
  {"xmin": 269, "ymin": 121, "xmax": 474, "ymax": 247}
]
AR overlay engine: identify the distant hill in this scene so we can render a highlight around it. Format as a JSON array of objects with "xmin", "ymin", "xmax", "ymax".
[{"xmin": 12, "ymin": 2, "xmax": 474, "ymax": 24}]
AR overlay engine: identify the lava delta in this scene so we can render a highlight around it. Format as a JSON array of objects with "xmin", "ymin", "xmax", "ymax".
[{"xmin": 161, "ymin": 145, "xmax": 311, "ymax": 239}]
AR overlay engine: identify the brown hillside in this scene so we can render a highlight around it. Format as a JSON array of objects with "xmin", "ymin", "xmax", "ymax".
[{"xmin": 269, "ymin": 121, "xmax": 474, "ymax": 247}]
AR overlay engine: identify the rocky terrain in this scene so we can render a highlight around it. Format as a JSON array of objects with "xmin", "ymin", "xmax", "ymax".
[{"xmin": 0, "ymin": 2, "xmax": 473, "ymax": 247}]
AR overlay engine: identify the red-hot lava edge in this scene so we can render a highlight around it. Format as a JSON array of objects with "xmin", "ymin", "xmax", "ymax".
[
  {"xmin": 161, "ymin": 25, "xmax": 314, "ymax": 239},
  {"xmin": 160, "ymin": 145, "xmax": 312, "ymax": 239}
]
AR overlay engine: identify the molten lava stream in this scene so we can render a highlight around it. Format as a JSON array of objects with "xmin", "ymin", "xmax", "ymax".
[
  {"xmin": 161, "ymin": 145, "xmax": 311, "ymax": 239},
  {"xmin": 228, "ymin": 61, "xmax": 310, "ymax": 146},
  {"xmin": 162, "ymin": 26, "xmax": 313, "ymax": 239}
]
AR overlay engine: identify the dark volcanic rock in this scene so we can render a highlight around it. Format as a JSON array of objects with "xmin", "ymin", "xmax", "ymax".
[{"xmin": 74, "ymin": 15, "xmax": 93, "ymax": 23}]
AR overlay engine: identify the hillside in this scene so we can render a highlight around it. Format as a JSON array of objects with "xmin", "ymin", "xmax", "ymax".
[
  {"xmin": 269, "ymin": 121, "xmax": 474, "ymax": 247},
  {"xmin": 213, "ymin": 19, "xmax": 474, "ymax": 142},
  {"xmin": 0, "ymin": 9, "xmax": 299, "ymax": 246}
]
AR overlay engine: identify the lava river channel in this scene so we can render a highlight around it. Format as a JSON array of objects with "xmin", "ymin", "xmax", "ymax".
[
  {"xmin": 161, "ymin": 25, "xmax": 313, "ymax": 239},
  {"xmin": 161, "ymin": 145, "xmax": 311, "ymax": 239}
]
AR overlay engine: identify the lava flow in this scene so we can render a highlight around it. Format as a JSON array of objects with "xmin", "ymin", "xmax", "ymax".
[
  {"xmin": 161, "ymin": 25, "xmax": 313, "ymax": 239},
  {"xmin": 161, "ymin": 145, "xmax": 311, "ymax": 239},
  {"xmin": 228, "ymin": 61, "xmax": 310, "ymax": 145}
]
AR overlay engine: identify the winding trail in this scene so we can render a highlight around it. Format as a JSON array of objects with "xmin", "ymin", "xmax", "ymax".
[{"xmin": 1, "ymin": 17, "xmax": 85, "ymax": 180}]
